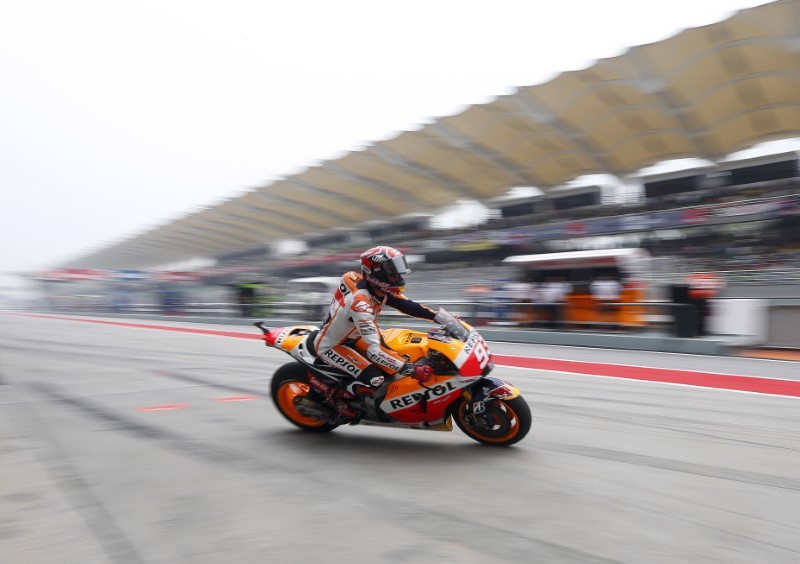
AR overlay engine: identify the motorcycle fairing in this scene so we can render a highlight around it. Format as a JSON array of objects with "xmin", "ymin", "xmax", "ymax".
[
  {"xmin": 359, "ymin": 418, "xmax": 453, "ymax": 432},
  {"xmin": 380, "ymin": 374, "xmax": 475, "ymax": 424},
  {"xmin": 264, "ymin": 325, "xmax": 318, "ymax": 353},
  {"xmin": 264, "ymin": 320, "xmax": 499, "ymax": 426},
  {"xmin": 450, "ymin": 329, "xmax": 494, "ymax": 376},
  {"xmin": 379, "ymin": 328, "xmax": 429, "ymax": 362},
  {"xmin": 380, "ymin": 326, "xmax": 493, "ymax": 376}
]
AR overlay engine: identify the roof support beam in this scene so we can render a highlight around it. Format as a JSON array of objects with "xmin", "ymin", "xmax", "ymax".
[
  {"xmin": 428, "ymin": 122, "xmax": 544, "ymax": 187},
  {"xmin": 236, "ymin": 193, "xmax": 339, "ymax": 229},
  {"xmin": 191, "ymin": 219, "xmax": 268, "ymax": 244},
  {"xmin": 252, "ymin": 186, "xmax": 359, "ymax": 224},
  {"xmin": 176, "ymin": 218, "xmax": 264, "ymax": 246},
  {"xmin": 510, "ymin": 92, "xmax": 621, "ymax": 176},
  {"xmin": 167, "ymin": 224, "xmax": 254, "ymax": 249},
  {"xmin": 285, "ymin": 176, "xmax": 389, "ymax": 217},
  {"xmin": 366, "ymin": 144, "xmax": 480, "ymax": 199},
  {"xmin": 204, "ymin": 210, "xmax": 289, "ymax": 238},
  {"xmin": 220, "ymin": 200, "xmax": 319, "ymax": 234},
  {"xmin": 626, "ymin": 48, "xmax": 715, "ymax": 158}
]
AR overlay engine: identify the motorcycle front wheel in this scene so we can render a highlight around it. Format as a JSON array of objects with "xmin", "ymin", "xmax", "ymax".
[
  {"xmin": 452, "ymin": 396, "xmax": 531, "ymax": 446},
  {"xmin": 270, "ymin": 362, "xmax": 339, "ymax": 432}
]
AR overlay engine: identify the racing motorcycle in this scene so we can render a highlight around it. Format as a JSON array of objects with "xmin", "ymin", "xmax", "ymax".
[{"xmin": 255, "ymin": 309, "xmax": 531, "ymax": 446}]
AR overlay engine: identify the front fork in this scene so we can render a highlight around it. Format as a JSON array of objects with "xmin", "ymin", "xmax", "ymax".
[{"xmin": 459, "ymin": 376, "xmax": 521, "ymax": 425}]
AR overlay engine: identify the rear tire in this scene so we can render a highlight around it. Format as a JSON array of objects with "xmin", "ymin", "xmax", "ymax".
[
  {"xmin": 452, "ymin": 396, "xmax": 531, "ymax": 446},
  {"xmin": 270, "ymin": 362, "xmax": 339, "ymax": 432}
]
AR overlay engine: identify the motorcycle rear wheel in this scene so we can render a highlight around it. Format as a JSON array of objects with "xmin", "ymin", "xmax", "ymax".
[
  {"xmin": 271, "ymin": 362, "xmax": 339, "ymax": 432},
  {"xmin": 453, "ymin": 396, "xmax": 531, "ymax": 446}
]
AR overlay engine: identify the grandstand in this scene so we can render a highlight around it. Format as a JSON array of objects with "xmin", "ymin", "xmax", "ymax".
[
  {"xmin": 46, "ymin": 0, "xmax": 799, "ymax": 275},
  {"xmin": 32, "ymin": 0, "xmax": 800, "ymax": 345},
  {"xmin": 33, "ymin": 147, "xmax": 800, "ymax": 348}
]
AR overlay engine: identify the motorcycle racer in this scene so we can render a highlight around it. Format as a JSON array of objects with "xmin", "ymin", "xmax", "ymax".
[{"xmin": 312, "ymin": 246, "xmax": 447, "ymax": 418}]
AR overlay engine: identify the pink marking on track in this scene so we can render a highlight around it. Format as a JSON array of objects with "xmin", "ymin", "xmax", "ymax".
[
  {"xmin": 213, "ymin": 396, "xmax": 259, "ymax": 402},
  {"xmin": 137, "ymin": 403, "xmax": 189, "ymax": 411},
  {"xmin": 493, "ymin": 355, "xmax": 800, "ymax": 398},
  {"xmin": 10, "ymin": 313, "xmax": 261, "ymax": 339}
]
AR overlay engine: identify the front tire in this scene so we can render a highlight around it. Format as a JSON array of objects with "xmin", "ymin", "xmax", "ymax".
[
  {"xmin": 270, "ymin": 362, "xmax": 339, "ymax": 432},
  {"xmin": 453, "ymin": 396, "xmax": 531, "ymax": 446}
]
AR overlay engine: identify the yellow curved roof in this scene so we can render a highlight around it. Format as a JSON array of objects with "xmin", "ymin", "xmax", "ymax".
[{"xmin": 64, "ymin": 0, "xmax": 800, "ymax": 269}]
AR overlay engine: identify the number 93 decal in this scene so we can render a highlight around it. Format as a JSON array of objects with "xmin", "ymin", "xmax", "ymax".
[{"xmin": 472, "ymin": 337, "xmax": 491, "ymax": 370}]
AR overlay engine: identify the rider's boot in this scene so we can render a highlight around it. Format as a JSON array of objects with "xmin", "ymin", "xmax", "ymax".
[
  {"xmin": 345, "ymin": 365, "xmax": 385, "ymax": 399},
  {"xmin": 316, "ymin": 368, "xmax": 385, "ymax": 421},
  {"xmin": 331, "ymin": 386, "xmax": 360, "ymax": 420},
  {"xmin": 333, "ymin": 382, "xmax": 378, "ymax": 422},
  {"xmin": 308, "ymin": 375, "xmax": 356, "ymax": 419}
]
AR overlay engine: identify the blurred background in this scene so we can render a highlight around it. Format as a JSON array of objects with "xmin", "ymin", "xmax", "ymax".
[{"xmin": 2, "ymin": 0, "xmax": 799, "ymax": 351}]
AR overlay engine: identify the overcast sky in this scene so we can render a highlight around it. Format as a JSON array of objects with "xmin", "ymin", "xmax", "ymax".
[{"xmin": 0, "ymin": 0, "xmax": 778, "ymax": 279}]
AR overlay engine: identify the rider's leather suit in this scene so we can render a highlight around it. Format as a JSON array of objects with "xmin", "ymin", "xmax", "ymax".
[{"xmin": 313, "ymin": 271, "xmax": 437, "ymax": 392}]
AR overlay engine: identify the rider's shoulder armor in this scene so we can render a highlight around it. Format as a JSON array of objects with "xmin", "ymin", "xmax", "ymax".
[{"xmin": 341, "ymin": 271, "xmax": 364, "ymax": 293}]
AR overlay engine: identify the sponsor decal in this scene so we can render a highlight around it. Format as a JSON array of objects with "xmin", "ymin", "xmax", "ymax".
[
  {"xmin": 462, "ymin": 331, "xmax": 479, "ymax": 355},
  {"xmin": 681, "ymin": 208, "xmax": 708, "ymax": 225},
  {"xmin": 456, "ymin": 331, "xmax": 491, "ymax": 372},
  {"xmin": 323, "ymin": 349, "xmax": 362, "ymax": 375},
  {"xmin": 566, "ymin": 222, "xmax": 587, "ymax": 235},
  {"xmin": 371, "ymin": 352, "xmax": 401, "ymax": 370},
  {"xmin": 357, "ymin": 320, "xmax": 377, "ymax": 336},
  {"xmin": 386, "ymin": 381, "xmax": 460, "ymax": 411},
  {"xmin": 370, "ymin": 376, "xmax": 385, "ymax": 387},
  {"xmin": 354, "ymin": 300, "xmax": 374, "ymax": 314},
  {"xmin": 472, "ymin": 401, "xmax": 486, "ymax": 414},
  {"xmin": 713, "ymin": 201, "xmax": 778, "ymax": 217},
  {"xmin": 472, "ymin": 339, "xmax": 491, "ymax": 371},
  {"xmin": 621, "ymin": 215, "xmax": 651, "ymax": 231},
  {"xmin": 488, "ymin": 384, "xmax": 516, "ymax": 399}
]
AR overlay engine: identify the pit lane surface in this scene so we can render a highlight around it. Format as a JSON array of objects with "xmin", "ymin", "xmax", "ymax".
[{"xmin": 1, "ymin": 314, "xmax": 799, "ymax": 563}]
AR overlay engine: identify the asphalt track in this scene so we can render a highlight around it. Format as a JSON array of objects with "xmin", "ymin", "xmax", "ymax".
[{"xmin": 1, "ymin": 313, "xmax": 799, "ymax": 564}]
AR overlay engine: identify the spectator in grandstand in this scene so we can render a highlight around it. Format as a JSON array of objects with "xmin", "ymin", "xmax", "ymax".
[
  {"xmin": 110, "ymin": 290, "xmax": 131, "ymax": 313},
  {"xmin": 539, "ymin": 276, "xmax": 572, "ymax": 330},
  {"xmin": 235, "ymin": 282, "xmax": 265, "ymax": 317},
  {"xmin": 590, "ymin": 276, "xmax": 622, "ymax": 330},
  {"xmin": 505, "ymin": 279, "xmax": 533, "ymax": 327},
  {"xmin": 489, "ymin": 281, "xmax": 515, "ymax": 323},
  {"xmin": 160, "ymin": 286, "xmax": 185, "ymax": 315},
  {"xmin": 527, "ymin": 280, "xmax": 542, "ymax": 328},
  {"xmin": 685, "ymin": 272, "xmax": 725, "ymax": 336}
]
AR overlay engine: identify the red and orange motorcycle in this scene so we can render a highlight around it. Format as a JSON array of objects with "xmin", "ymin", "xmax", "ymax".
[{"xmin": 255, "ymin": 310, "xmax": 531, "ymax": 446}]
